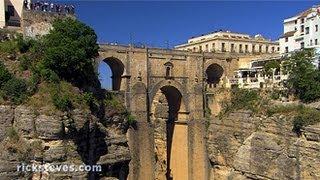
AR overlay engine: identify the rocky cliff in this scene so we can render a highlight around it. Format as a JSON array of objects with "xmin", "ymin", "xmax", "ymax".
[
  {"xmin": 206, "ymin": 110, "xmax": 320, "ymax": 180},
  {"xmin": 0, "ymin": 104, "xmax": 131, "ymax": 179}
]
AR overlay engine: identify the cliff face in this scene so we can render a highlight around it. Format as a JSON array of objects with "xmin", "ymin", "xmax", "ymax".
[
  {"xmin": 206, "ymin": 110, "xmax": 320, "ymax": 180},
  {"xmin": 0, "ymin": 105, "xmax": 130, "ymax": 179}
]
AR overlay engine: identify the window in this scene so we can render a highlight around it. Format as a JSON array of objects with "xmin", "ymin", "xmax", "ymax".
[
  {"xmin": 239, "ymin": 44, "xmax": 243, "ymax": 53},
  {"xmin": 166, "ymin": 67, "xmax": 171, "ymax": 77},
  {"xmin": 310, "ymin": 39, "xmax": 313, "ymax": 45},
  {"xmin": 295, "ymin": 27, "xmax": 297, "ymax": 31},
  {"xmin": 301, "ymin": 25, "xmax": 304, "ymax": 33},
  {"xmin": 285, "ymin": 47, "xmax": 289, "ymax": 53},
  {"xmin": 295, "ymin": 20, "xmax": 297, "ymax": 24},
  {"xmin": 245, "ymin": 44, "xmax": 248, "ymax": 52},
  {"xmin": 301, "ymin": 18, "xmax": 304, "ymax": 23},
  {"xmin": 265, "ymin": 45, "xmax": 268, "ymax": 52},
  {"xmin": 7, "ymin": 5, "xmax": 15, "ymax": 16},
  {"xmin": 300, "ymin": 42, "xmax": 305, "ymax": 49},
  {"xmin": 272, "ymin": 47, "xmax": 275, "ymax": 52},
  {"xmin": 285, "ymin": 37, "xmax": 288, "ymax": 42},
  {"xmin": 193, "ymin": 47, "xmax": 196, "ymax": 52},
  {"xmin": 252, "ymin": 44, "xmax": 255, "ymax": 53},
  {"xmin": 199, "ymin": 45, "xmax": 202, "ymax": 52},
  {"xmin": 306, "ymin": 27, "xmax": 310, "ymax": 34},
  {"xmin": 316, "ymin": 25, "xmax": 318, "ymax": 32},
  {"xmin": 164, "ymin": 62, "xmax": 173, "ymax": 78},
  {"xmin": 259, "ymin": 45, "xmax": 262, "ymax": 53},
  {"xmin": 212, "ymin": 43, "xmax": 215, "ymax": 52},
  {"xmin": 316, "ymin": 39, "xmax": 318, "ymax": 45},
  {"xmin": 221, "ymin": 43, "xmax": 226, "ymax": 52},
  {"xmin": 231, "ymin": 43, "xmax": 235, "ymax": 52},
  {"xmin": 205, "ymin": 44, "xmax": 209, "ymax": 52}
]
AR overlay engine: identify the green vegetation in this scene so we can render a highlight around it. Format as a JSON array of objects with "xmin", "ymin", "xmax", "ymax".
[
  {"xmin": 0, "ymin": 39, "xmax": 17, "ymax": 54},
  {"xmin": 6, "ymin": 127, "xmax": 19, "ymax": 142},
  {"xmin": 0, "ymin": 62, "xmax": 12, "ymax": 86},
  {"xmin": 125, "ymin": 112, "xmax": 137, "ymax": 126},
  {"xmin": 1, "ymin": 78, "xmax": 27, "ymax": 104},
  {"xmin": 266, "ymin": 104, "xmax": 320, "ymax": 135},
  {"xmin": 18, "ymin": 55, "xmax": 32, "ymax": 71},
  {"xmin": 284, "ymin": 49, "xmax": 320, "ymax": 102},
  {"xmin": 0, "ymin": 62, "xmax": 28, "ymax": 104},
  {"xmin": 263, "ymin": 60, "xmax": 280, "ymax": 76},
  {"xmin": 42, "ymin": 18, "xmax": 99, "ymax": 87},
  {"xmin": 219, "ymin": 88, "xmax": 264, "ymax": 118},
  {"xmin": 105, "ymin": 92, "xmax": 125, "ymax": 112},
  {"xmin": 0, "ymin": 18, "xmax": 102, "ymax": 112}
]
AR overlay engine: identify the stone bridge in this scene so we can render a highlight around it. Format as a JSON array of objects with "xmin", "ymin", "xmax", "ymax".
[{"xmin": 97, "ymin": 44, "xmax": 239, "ymax": 180}]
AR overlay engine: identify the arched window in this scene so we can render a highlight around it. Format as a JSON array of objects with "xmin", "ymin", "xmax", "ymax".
[
  {"xmin": 164, "ymin": 62, "xmax": 173, "ymax": 78},
  {"xmin": 166, "ymin": 66, "xmax": 171, "ymax": 77}
]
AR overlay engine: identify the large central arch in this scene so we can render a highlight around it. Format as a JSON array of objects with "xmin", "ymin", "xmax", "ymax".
[{"xmin": 151, "ymin": 83, "xmax": 189, "ymax": 180}]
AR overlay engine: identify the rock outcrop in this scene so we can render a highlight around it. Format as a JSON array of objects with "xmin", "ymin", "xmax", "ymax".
[
  {"xmin": 0, "ymin": 105, "xmax": 130, "ymax": 179},
  {"xmin": 206, "ymin": 110, "xmax": 320, "ymax": 180}
]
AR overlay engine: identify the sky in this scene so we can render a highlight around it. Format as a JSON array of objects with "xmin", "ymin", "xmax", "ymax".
[{"xmin": 56, "ymin": 1, "xmax": 320, "ymax": 89}]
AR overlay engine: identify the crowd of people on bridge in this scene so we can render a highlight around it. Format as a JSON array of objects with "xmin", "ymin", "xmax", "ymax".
[{"xmin": 24, "ymin": 0, "xmax": 75, "ymax": 14}]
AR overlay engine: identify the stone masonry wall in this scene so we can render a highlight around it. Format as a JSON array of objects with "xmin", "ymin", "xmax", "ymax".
[
  {"xmin": 21, "ymin": 10, "xmax": 75, "ymax": 38},
  {"xmin": 206, "ymin": 110, "xmax": 320, "ymax": 180}
]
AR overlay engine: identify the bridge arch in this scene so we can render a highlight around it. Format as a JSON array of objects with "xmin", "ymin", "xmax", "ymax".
[
  {"xmin": 150, "ymin": 81, "xmax": 189, "ymax": 180},
  {"xmin": 205, "ymin": 63, "xmax": 224, "ymax": 88},
  {"xmin": 100, "ymin": 57, "xmax": 125, "ymax": 91}
]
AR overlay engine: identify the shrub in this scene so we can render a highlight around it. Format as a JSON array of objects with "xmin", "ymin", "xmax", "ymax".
[
  {"xmin": 6, "ymin": 127, "xmax": 19, "ymax": 142},
  {"xmin": 292, "ymin": 106, "xmax": 320, "ymax": 135},
  {"xmin": 81, "ymin": 92, "xmax": 94, "ymax": 106},
  {"xmin": 266, "ymin": 104, "xmax": 301, "ymax": 117},
  {"xmin": 105, "ymin": 93, "xmax": 125, "ymax": 112},
  {"xmin": 27, "ymin": 74, "xmax": 40, "ymax": 95},
  {"xmin": 126, "ymin": 113, "xmax": 136, "ymax": 125},
  {"xmin": 52, "ymin": 94, "xmax": 72, "ymax": 111},
  {"xmin": 16, "ymin": 35, "xmax": 32, "ymax": 53},
  {"xmin": 18, "ymin": 55, "xmax": 32, "ymax": 71},
  {"xmin": 0, "ymin": 62, "xmax": 12, "ymax": 86},
  {"xmin": 41, "ymin": 69, "xmax": 60, "ymax": 83},
  {"xmin": 0, "ymin": 39, "xmax": 17, "ymax": 54},
  {"xmin": 218, "ymin": 88, "xmax": 270, "ymax": 119},
  {"xmin": 1, "ymin": 78, "xmax": 28, "ymax": 104}
]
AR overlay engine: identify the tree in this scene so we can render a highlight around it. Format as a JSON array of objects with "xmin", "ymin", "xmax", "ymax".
[
  {"xmin": 263, "ymin": 60, "xmax": 280, "ymax": 76},
  {"xmin": 42, "ymin": 18, "xmax": 99, "ymax": 87},
  {"xmin": 284, "ymin": 49, "xmax": 320, "ymax": 102}
]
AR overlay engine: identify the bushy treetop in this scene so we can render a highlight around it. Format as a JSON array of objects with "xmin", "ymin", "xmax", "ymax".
[{"xmin": 42, "ymin": 18, "xmax": 99, "ymax": 87}]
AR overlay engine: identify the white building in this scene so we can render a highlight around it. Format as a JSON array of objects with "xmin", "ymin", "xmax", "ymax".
[
  {"xmin": 279, "ymin": 5, "xmax": 320, "ymax": 54},
  {"xmin": 175, "ymin": 30, "xmax": 279, "ymax": 55}
]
